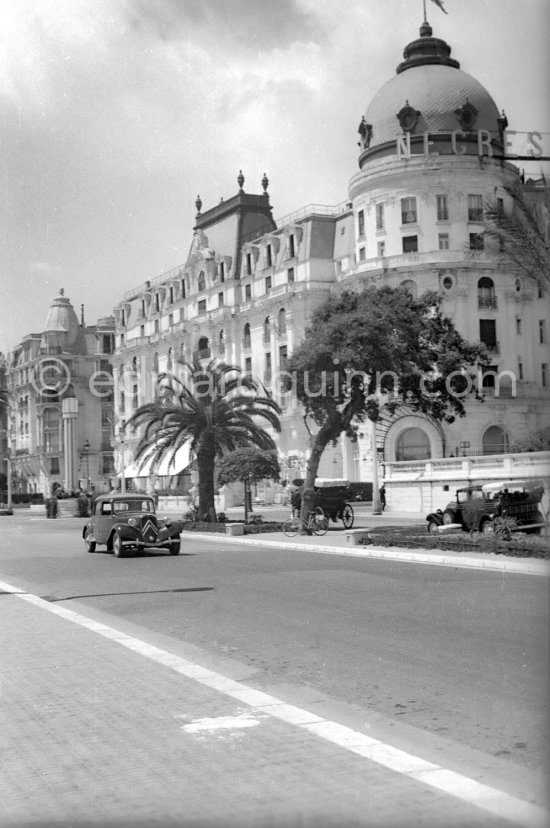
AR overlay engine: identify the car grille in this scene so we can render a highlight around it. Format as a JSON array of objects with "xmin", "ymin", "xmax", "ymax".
[{"xmin": 141, "ymin": 515, "xmax": 158, "ymax": 544}]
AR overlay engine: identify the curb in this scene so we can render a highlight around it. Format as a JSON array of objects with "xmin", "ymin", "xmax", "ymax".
[{"xmin": 182, "ymin": 533, "xmax": 550, "ymax": 576}]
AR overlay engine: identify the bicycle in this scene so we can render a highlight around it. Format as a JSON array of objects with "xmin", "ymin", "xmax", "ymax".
[{"xmin": 282, "ymin": 507, "xmax": 329, "ymax": 537}]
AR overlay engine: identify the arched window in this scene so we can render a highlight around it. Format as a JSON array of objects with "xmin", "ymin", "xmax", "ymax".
[
  {"xmin": 396, "ymin": 427, "xmax": 430, "ymax": 461},
  {"xmin": 278, "ymin": 308, "xmax": 287, "ymax": 335},
  {"xmin": 400, "ymin": 279, "xmax": 418, "ymax": 297},
  {"xmin": 198, "ymin": 271, "xmax": 206, "ymax": 292},
  {"xmin": 482, "ymin": 425, "xmax": 509, "ymax": 455},
  {"xmin": 219, "ymin": 330, "xmax": 225, "ymax": 354},
  {"xmin": 243, "ymin": 322, "xmax": 251, "ymax": 348},
  {"xmin": 197, "ymin": 336, "xmax": 210, "ymax": 358},
  {"xmin": 478, "ymin": 277, "xmax": 496, "ymax": 308},
  {"xmin": 264, "ymin": 316, "xmax": 270, "ymax": 343}
]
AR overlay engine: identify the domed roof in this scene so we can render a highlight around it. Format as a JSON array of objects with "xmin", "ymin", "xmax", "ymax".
[
  {"xmin": 361, "ymin": 22, "xmax": 501, "ymax": 153},
  {"xmin": 41, "ymin": 289, "xmax": 87, "ymax": 354}
]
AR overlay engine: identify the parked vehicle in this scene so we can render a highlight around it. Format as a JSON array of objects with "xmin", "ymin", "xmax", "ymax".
[
  {"xmin": 426, "ymin": 480, "xmax": 545, "ymax": 536},
  {"xmin": 82, "ymin": 494, "xmax": 184, "ymax": 557},
  {"xmin": 314, "ymin": 479, "xmax": 355, "ymax": 529}
]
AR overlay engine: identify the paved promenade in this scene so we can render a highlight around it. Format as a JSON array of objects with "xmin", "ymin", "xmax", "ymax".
[{"xmin": 1, "ymin": 510, "xmax": 548, "ymax": 826}]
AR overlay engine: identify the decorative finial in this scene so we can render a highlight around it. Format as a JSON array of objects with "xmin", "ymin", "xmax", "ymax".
[
  {"xmin": 261, "ymin": 172, "xmax": 269, "ymax": 195},
  {"xmin": 195, "ymin": 195, "xmax": 202, "ymax": 215},
  {"xmin": 237, "ymin": 169, "xmax": 245, "ymax": 191}
]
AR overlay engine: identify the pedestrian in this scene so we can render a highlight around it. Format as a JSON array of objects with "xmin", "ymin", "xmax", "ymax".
[
  {"xmin": 379, "ymin": 485, "xmax": 386, "ymax": 512},
  {"xmin": 289, "ymin": 478, "xmax": 304, "ymax": 517}
]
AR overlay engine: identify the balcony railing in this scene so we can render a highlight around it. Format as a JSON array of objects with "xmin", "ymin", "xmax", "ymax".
[{"xmin": 478, "ymin": 295, "xmax": 497, "ymax": 309}]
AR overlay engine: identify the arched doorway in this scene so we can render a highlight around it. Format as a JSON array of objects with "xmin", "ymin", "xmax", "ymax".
[
  {"xmin": 482, "ymin": 425, "xmax": 509, "ymax": 455},
  {"xmin": 395, "ymin": 427, "xmax": 431, "ymax": 461}
]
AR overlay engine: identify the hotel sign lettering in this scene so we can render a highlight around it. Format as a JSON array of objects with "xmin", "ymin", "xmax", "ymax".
[{"xmin": 396, "ymin": 130, "xmax": 547, "ymax": 160}]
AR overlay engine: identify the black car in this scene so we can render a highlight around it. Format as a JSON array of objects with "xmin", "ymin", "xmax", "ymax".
[{"xmin": 83, "ymin": 494, "xmax": 183, "ymax": 557}]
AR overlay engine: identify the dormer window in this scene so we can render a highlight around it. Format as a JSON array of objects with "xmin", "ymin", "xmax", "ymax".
[
  {"xmin": 396, "ymin": 102, "xmax": 420, "ymax": 132},
  {"xmin": 288, "ymin": 234, "xmax": 296, "ymax": 258},
  {"xmin": 198, "ymin": 271, "xmax": 206, "ymax": 292},
  {"xmin": 246, "ymin": 252, "xmax": 253, "ymax": 276},
  {"xmin": 266, "ymin": 244, "xmax": 273, "ymax": 268},
  {"xmin": 219, "ymin": 261, "xmax": 225, "ymax": 283},
  {"xmin": 455, "ymin": 100, "xmax": 478, "ymax": 131},
  {"xmin": 155, "ymin": 293, "xmax": 160, "ymax": 313}
]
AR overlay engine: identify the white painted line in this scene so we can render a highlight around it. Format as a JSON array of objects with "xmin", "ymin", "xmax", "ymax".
[{"xmin": 0, "ymin": 578, "xmax": 547, "ymax": 828}]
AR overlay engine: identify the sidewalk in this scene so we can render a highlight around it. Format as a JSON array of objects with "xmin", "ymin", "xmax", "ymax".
[
  {"xmin": 1, "ymin": 580, "xmax": 548, "ymax": 828},
  {"xmin": 183, "ymin": 527, "xmax": 550, "ymax": 577}
]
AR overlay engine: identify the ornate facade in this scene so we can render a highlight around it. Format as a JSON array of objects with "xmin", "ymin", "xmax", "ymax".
[
  {"xmin": 6, "ymin": 291, "xmax": 115, "ymax": 497},
  {"xmin": 113, "ymin": 21, "xmax": 550, "ymax": 505}
]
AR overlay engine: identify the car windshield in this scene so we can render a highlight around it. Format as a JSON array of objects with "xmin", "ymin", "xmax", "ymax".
[{"xmin": 113, "ymin": 499, "xmax": 155, "ymax": 514}]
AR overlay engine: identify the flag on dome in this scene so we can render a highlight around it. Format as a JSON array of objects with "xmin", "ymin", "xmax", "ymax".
[{"xmin": 430, "ymin": 0, "xmax": 448, "ymax": 13}]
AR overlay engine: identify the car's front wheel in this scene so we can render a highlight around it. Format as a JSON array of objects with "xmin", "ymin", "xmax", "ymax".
[
  {"xmin": 112, "ymin": 531, "xmax": 125, "ymax": 558},
  {"xmin": 169, "ymin": 540, "xmax": 181, "ymax": 555},
  {"xmin": 427, "ymin": 521, "xmax": 439, "ymax": 533},
  {"xmin": 84, "ymin": 529, "xmax": 96, "ymax": 553},
  {"xmin": 442, "ymin": 510, "xmax": 455, "ymax": 525}
]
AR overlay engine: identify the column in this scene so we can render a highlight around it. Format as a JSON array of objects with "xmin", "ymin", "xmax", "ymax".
[{"xmin": 62, "ymin": 397, "xmax": 79, "ymax": 491}]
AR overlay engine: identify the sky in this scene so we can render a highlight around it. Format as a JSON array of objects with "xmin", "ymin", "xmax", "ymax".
[{"xmin": 1, "ymin": 0, "xmax": 549, "ymax": 353}]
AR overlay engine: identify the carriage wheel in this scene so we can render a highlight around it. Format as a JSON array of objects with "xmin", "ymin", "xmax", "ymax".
[{"xmin": 342, "ymin": 504, "xmax": 354, "ymax": 529}]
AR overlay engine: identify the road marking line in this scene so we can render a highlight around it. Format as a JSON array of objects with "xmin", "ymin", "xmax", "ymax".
[{"xmin": 0, "ymin": 578, "xmax": 547, "ymax": 828}]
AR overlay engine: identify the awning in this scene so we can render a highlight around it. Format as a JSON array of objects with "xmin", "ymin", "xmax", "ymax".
[{"xmin": 122, "ymin": 444, "xmax": 192, "ymax": 478}]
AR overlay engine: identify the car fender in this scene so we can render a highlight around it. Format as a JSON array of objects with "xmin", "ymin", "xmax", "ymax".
[
  {"xmin": 111, "ymin": 522, "xmax": 140, "ymax": 540},
  {"xmin": 426, "ymin": 511, "xmax": 443, "ymax": 526}
]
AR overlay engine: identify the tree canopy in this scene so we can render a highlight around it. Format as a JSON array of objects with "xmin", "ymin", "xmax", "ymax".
[
  {"xmin": 285, "ymin": 285, "xmax": 487, "ymax": 518},
  {"xmin": 216, "ymin": 447, "xmax": 280, "ymax": 488},
  {"xmin": 483, "ymin": 177, "xmax": 549, "ymax": 289}
]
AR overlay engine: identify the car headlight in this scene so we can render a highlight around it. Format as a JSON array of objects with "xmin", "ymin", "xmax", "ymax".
[{"xmin": 128, "ymin": 518, "xmax": 137, "ymax": 527}]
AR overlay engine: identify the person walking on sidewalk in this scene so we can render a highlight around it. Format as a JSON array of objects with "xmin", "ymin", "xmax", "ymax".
[{"xmin": 379, "ymin": 485, "xmax": 386, "ymax": 512}]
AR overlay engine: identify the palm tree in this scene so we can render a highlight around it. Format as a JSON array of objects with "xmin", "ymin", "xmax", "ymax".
[{"xmin": 125, "ymin": 358, "xmax": 281, "ymax": 519}]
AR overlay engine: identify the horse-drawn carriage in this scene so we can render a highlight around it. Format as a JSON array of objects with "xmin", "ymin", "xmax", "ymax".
[{"xmin": 314, "ymin": 479, "xmax": 355, "ymax": 529}]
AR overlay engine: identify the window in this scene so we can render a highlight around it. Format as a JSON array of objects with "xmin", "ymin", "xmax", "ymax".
[
  {"xmin": 377, "ymin": 241, "xmax": 385, "ymax": 257},
  {"xmin": 198, "ymin": 299, "xmax": 207, "ymax": 315},
  {"xmin": 538, "ymin": 286, "xmax": 544, "ymax": 299},
  {"xmin": 167, "ymin": 348, "xmax": 173, "ymax": 370},
  {"xmin": 468, "ymin": 194, "xmax": 483, "ymax": 222},
  {"xmin": 482, "ymin": 426, "xmax": 509, "ymax": 455},
  {"xmin": 400, "ymin": 279, "xmax": 417, "ymax": 297},
  {"xmin": 358, "ymin": 247, "xmax": 366, "ymax": 262},
  {"xmin": 121, "ymin": 309, "xmax": 125, "ymax": 326},
  {"xmin": 518, "ymin": 359, "xmax": 524, "ymax": 380},
  {"xmin": 479, "ymin": 319, "xmax": 497, "ymax": 350},
  {"xmin": 542, "ymin": 363, "xmax": 548, "ymax": 387},
  {"xmin": 43, "ymin": 408, "xmax": 60, "ymax": 453},
  {"xmin": 197, "ymin": 337, "xmax": 210, "ymax": 358},
  {"xmin": 218, "ymin": 292, "xmax": 224, "ymax": 307},
  {"xmin": 265, "ymin": 276, "xmax": 272, "ymax": 292},
  {"xmin": 245, "ymin": 283, "xmax": 252, "ymax": 301},
  {"xmin": 154, "ymin": 319, "xmax": 159, "ymax": 333},
  {"xmin": 287, "ymin": 267, "xmax": 295, "ymax": 283},
  {"xmin": 169, "ymin": 286, "xmax": 174, "ymax": 304},
  {"xmin": 279, "ymin": 345, "xmax": 288, "ymax": 369},
  {"xmin": 244, "ymin": 357, "xmax": 252, "ymax": 374},
  {"xmin": 396, "ymin": 428, "xmax": 430, "ymax": 461},
  {"xmin": 469, "ymin": 233, "xmax": 484, "ymax": 250},
  {"xmin": 246, "ymin": 252, "xmax": 252, "ymax": 276},
  {"xmin": 168, "ymin": 313, "xmax": 173, "ymax": 326},
  {"xmin": 357, "ymin": 209, "xmax": 365, "ymax": 237},
  {"xmin": 278, "ymin": 308, "xmax": 287, "ymax": 335},
  {"xmin": 288, "ymin": 234, "xmax": 295, "ymax": 258},
  {"xmin": 140, "ymin": 299, "xmax": 146, "ymax": 317},
  {"xmin": 50, "ymin": 457, "xmax": 60, "ymax": 475},
  {"xmin": 119, "ymin": 390, "xmax": 125, "ymax": 412},
  {"xmin": 477, "ymin": 277, "xmax": 496, "ymax": 308},
  {"xmin": 198, "ymin": 271, "xmax": 205, "ymax": 292},
  {"xmin": 243, "ymin": 323, "xmax": 251, "ymax": 349},
  {"xmin": 264, "ymin": 317, "xmax": 271, "ymax": 343},
  {"xmin": 265, "ymin": 352, "xmax": 272, "ymax": 381},
  {"xmin": 496, "ymin": 197, "xmax": 504, "ymax": 214},
  {"xmin": 436, "ymin": 195, "xmax": 448, "ymax": 221},
  {"xmin": 376, "ymin": 203, "xmax": 385, "ymax": 230},
  {"xmin": 401, "ymin": 197, "xmax": 417, "ymax": 224},
  {"xmin": 181, "ymin": 279, "xmax": 186, "ymax": 299},
  {"xmin": 539, "ymin": 320, "xmax": 547, "ymax": 344},
  {"xmin": 155, "ymin": 293, "xmax": 160, "ymax": 312},
  {"xmin": 219, "ymin": 261, "xmax": 225, "ymax": 283},
  {"xmin": 140, "ymin": 325, "xmax": 145, "ymax": 338},
  {"xmin": 402, "ymin": 235, "xmax": 418, "ymax": 253},
  {"xmin": 438, "ymin": 233, "xmax": 449, "ymax": 250},
  {"xmin": 132, "ymin": 384, "xmax": 138, "ymax": 410},
  {"xmin": 266, "ymin": 244, "xmax": 273, "ymax": 268}
]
